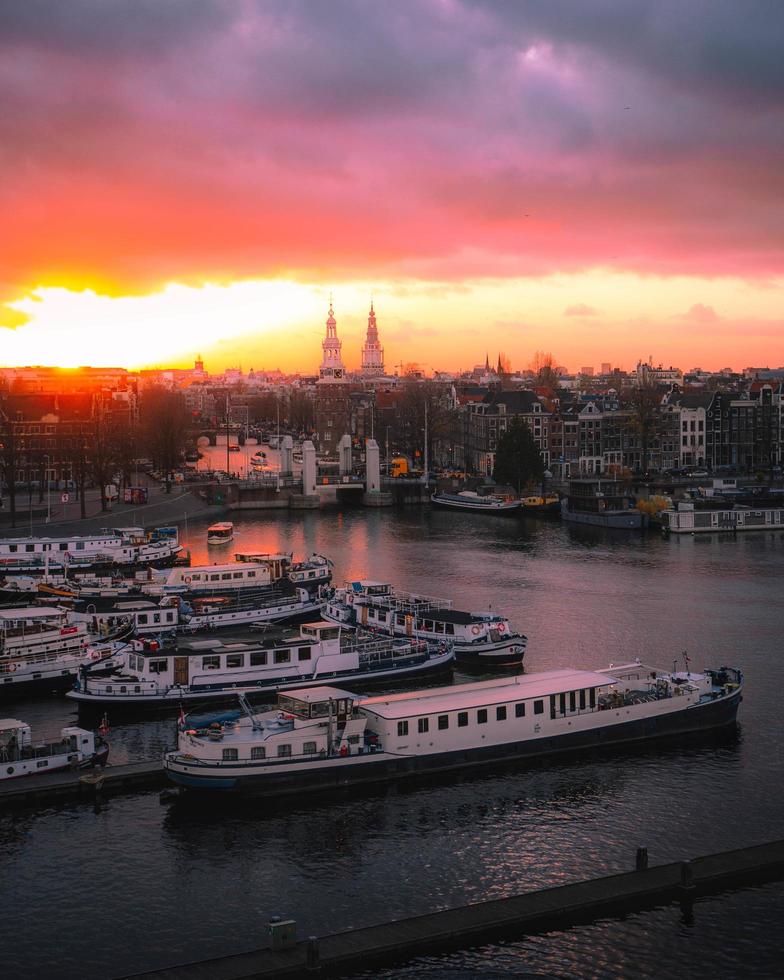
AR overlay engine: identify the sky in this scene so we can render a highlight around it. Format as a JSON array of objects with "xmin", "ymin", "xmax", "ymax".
[{"xmin": 1, "ymin": 0, "xmax": 783, "ymax": 373}]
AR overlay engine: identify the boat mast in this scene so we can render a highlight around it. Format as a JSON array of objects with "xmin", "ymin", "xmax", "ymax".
[{"xmin": 225, "ymin": 392, "xmax": 230, "ymax": 477}]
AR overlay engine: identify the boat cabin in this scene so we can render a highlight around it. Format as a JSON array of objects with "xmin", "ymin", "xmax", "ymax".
[{"xmin": 71, "ymin": 599, "xmax": 180, "ymax": 635}]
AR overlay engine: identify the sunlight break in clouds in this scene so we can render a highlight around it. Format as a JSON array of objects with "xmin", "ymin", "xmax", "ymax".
[{"xmin": 3, "ymin": 281, "xmax": 317, "ymax": 368}]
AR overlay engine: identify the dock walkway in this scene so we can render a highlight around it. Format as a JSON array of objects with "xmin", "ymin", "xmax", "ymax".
[
  {"xmin": 123, "ymin": 839, "xmax": 784, "ymax": 979},
  {"xmin": 0, "ymin": 759, "xmax": 165, "ymax": 807}
]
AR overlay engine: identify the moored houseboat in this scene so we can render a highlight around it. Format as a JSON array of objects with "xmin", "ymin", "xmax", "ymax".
[
  {"xmin": 1, "ymin": 719, "xmax": 109, "ymax": 779},
  {"xmin": 323, "ymin": 581, "xmax": 526, "ymax": 668},
  {"xmin": 561, "ymin": 478, "xmax": 646, "ymax": 529},
  {"xmin": 67, "ymin": 621, "xmax": 454, "ymax": 713},
  {"xmin": 0, "ymin": 606, "xmax": 123, "ymax": 697},
  {"xmin": 163, "ymin": 659, "xmax": 743, "ymax": 796},
  {"xmin": 431, "ymin": 490, "xmax": 520, "ymax": 513},
  {"xmin": 0, "ymin": 526, "xmax": 182, "ymax": 573},
  {"xmin": 660, "ymin": 502, "xmax": 784, "ymax": 534}
]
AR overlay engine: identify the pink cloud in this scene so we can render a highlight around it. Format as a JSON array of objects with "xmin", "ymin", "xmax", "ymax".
[{"xmin": 564, "ymin": 303, "xmax": 598, "ymax": 316}]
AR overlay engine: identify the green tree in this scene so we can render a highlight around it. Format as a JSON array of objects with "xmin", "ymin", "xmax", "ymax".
[{"xmin": 492, "ymin": 420, "xmax": 544, "ymax": 492}]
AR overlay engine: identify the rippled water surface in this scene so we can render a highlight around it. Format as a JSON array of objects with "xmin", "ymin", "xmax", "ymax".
[{"xmin": 2, "ymin": 506, "xmax": 784, "ymax": 978}]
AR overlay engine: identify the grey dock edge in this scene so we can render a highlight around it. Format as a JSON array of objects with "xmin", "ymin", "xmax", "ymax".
[
  {"xmin": 0, "ymin": 760, "xmax": 166, "ymax": 807},
  {"xmin": 121, "ymin": 839, "xmax": 784, "ymax": 980}
]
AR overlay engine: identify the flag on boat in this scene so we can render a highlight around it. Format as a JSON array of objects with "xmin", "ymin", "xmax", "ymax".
[
  {"xmin": 178, "ymin": 705, "xmax": 186, "ymax": 730},
  {"xmin": 98, "ymin": 714, "xmax": 109, "ymax": 736}
]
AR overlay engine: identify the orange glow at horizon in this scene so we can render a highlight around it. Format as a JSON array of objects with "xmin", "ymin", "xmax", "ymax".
[{"xmin": 2, "ymin": 273, "xmax": 782, "ymax": 374}]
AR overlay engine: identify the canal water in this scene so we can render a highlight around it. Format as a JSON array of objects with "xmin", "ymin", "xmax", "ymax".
[{"xmin": 2, "ymin": 505, "xmax": 784, "ymax": 978}]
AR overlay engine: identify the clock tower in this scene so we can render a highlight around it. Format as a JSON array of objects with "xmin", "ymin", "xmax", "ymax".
[{"xmin": 319, "ymin": 300, "xmax": 345, "ymax": 381}]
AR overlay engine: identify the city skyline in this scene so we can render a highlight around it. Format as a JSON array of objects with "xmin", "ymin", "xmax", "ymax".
[{"xmin": 1, "ymin": 2, "xmax": 783, "ymax": 371}]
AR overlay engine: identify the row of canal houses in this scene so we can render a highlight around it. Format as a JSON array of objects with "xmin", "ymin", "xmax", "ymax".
[{"xmin": 453, "ymin": 382, "xmax": 784, "ymax": 478}]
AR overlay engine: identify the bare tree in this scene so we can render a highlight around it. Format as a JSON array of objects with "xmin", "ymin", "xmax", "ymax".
[{"xmin": 0, "ymin": 410, "xmax": 19, "ymax": 527}]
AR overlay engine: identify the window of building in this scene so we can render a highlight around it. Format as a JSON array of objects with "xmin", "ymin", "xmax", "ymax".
[
  {"xmin": 534, "ymin": 700, "xmax": 544, "ymax": 715},
  {"xmin": 274, "ymin": 650, "xmax": 290, "ymax": 664},
  {"xmin": 303, "ymin": 741, "xmax": 317, "ymax": 754},
  {"xmin": 277, "ymin": 744, "xmax": 292, "ymax": 758},
  {"xmin": 250, "ymin": 651, "xmax": 267, "ymax": 666},
  {"xmin": 226, "ymin": 654, "xmax": 244, "ymax": 668},
  {"xmin": 477, "ymin": 709, "xmax": 488, "ymax": 724},
  {"xmin": 438, "ymin": 715, "xmax": 449, "ymax": 730},
  {"xmin": 515, "ymin": 702, "xmax": 525, "ymax": 718},
  {"xmin": 250, "ymin": 746, "xmax": 266, "ymax": 760},
  {"xmin": 397, "ymin": 720, "xmax": 409, "ymax": 736},
  {"xmin": 418, "ymin": 717, "xmax": 429, "ymax": 734},
  {"xmin": 496, "ymin": 706, "xmax": 507, "ymax": 721},
  {"xmin": 222, "ymin": 748, "xmax": 238, "ymax": 761}
]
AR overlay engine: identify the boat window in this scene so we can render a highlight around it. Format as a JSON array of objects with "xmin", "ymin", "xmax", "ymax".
[
  {"xmin": 515, "ymin": 702, "xmax": 525, "ymax": 718},
  {"xmin": 274, "ymin": 650, "xmax": 290, "ymax": 664},
  {"xmin": 59, "ymin": 543, "xmax": 67, "ymax": 551},
  {"xmin": 534, "ymin": 700, "xmax": 544, "ymax": 715},
  {"xmin": 277, "ymin": 744, "xmax": 292, "ymax": 758},
  {"xmin": 435, "ymin": 622, "xmax": 445, "ymax": 634},
  {"xmin": 210, "ymin": 574, "xmax": 220, "ymax": 581},
  {"xmin": 477, "ymin": 709, "xmax": 488, "ymax": 724},
  {"xmin": 496, "ymin": 706, "xmax": 507, "ymax": 721},
  {"xmin": 457, "ymin": 712, "xmax": 468, "ymax": 727},
  {"xmin": 221, "ymin": 573, "xmax": 231, "ymax": 580},
  {"xmin": 26, "ymin": 544, "xmax": 34, "ymax": 552},
  {"xmin": 8, "ymin": 545, "xmax": 17, "ymax": 553},
  {"xmin": 106, "ymin": 685, "xmax": 113, "ymax": 692},
  {"xmin": 250, "ymin": 651, "xmax": 267, "ymax": 666},
  {"xmin": 233, "ymin": 572, "xmax": 243, "ymax": 579},
  {"xmin": 397, "ymin": 721, "xmax": 409, "ymax": 736},
  {"xmin": 418, "ymin": 718, "xmax": 429, "ymax": 734},
  {"xmin": 149, "ymin": 659, "xmax": 167, "ymax": 674},
  {"xmin": 191, "ymin": 574, "xmax": 201, "ymax": 581},
  {"xmin": 438, "ymin": 715, "xmax": 449, "ymax": 730},
  {"xmin": 226, "ymin": 654, "xmax": 244, "ymax": 668},
  {"xmin": 251, "ymin": 746, "xmax": 266, "ymax": 760},
  {"xmin": 569, "ymin": 691, "xmax": 576, "ymax": 712},
  {"xmin": 320, "ymin": 627, "xmax": 340, "ymax": 641},
  {"xmin": 166, "ymin": 612, "xmax": 174, "ymax": 622},
  {"xmin": 589, "ymin": 688, "xmax": 596, "ymax": 708},
  {"xmin": 396, "ymin": 614, "xmax": 405, "ymax": 625},
  {"xmin": 202, "ymin": 655, "xmax": 220, "ymax": 669},
  {"xmin": 445, "ymin": 623, "xmax": 454, "ymax": 635},
  {"xmin": 297, "ymin": 647, "xmax": 312, "ymax": 661},
  {"xmin": 153, "ymin": 613, "xmax": 161, "ymax": 624},
  {"xmin": 579, "ymin": 690, "xmax": 586, "ymax": 710},
  {"xmin": 303, "ymin": 741, "xmax": 317, "ymax": 754},
  {"xmin": 559, "ymin": 693, "xmax": 566, "ymax": 715},
  {"xmin": 137, "ymin": 614, "xmax": 148, "ymax": 624},
  {"xmin": 247, "ymin": 571, "xmax": 256, "ymax": 578},
  {"xmin": 222, "ymin": 748, "xmax": 238, "ymax": 761},
  {"xmin": 423, "ymin": 620, "xmax": 433, "ymax": 632}
]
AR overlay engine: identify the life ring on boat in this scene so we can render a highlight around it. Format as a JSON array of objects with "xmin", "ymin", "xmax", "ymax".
[
  {"xmin": 496, "ymin": 623, "xmax": 506, "ymax": 632},
  {"xmin": 6, "ymin": 767, "xmax": 13, "ymax": 776},
  {"xmin": 471, "ymin": 626, "xmax": 481, "ymax": 635},
  {"xmin": 90, "ymin": 650, "xmax": 102, "ymax": 661},
  {"xmin": 8, "ymin": 664, "xmax": 16, "ymax": 672},
  {"xmin": 184, "ymin": 576, "xmax": 191, "ymax": 584}
]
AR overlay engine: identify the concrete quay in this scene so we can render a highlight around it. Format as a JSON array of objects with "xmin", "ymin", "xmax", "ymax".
[
  {"xmin": 0, "ymin": 759, "xmax": 167, "ymax": 809},
  {"xmin": 121, "ymin": 839, "xmax": 784, "ymax": 979}
]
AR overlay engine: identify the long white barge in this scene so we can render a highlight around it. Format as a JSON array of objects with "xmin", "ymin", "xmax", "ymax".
[
  {"xmin": 67, "ymin": 621, "xmax": 454, "ymax": 714},
  {"xmin": 661, "ymin": 504, "xmax": 784, "ymax": 533},
  {"xmin": 163, "ymin": 660, "xmax": 743, "ymax": 796}
]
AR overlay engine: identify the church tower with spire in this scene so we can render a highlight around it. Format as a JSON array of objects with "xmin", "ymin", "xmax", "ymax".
[
  {"xmin": 360, "ymin": 299, "xmax": 385, "ymax": 377},
  {"xmin": 319, "ymin": 299, "xmax": 345, "ymax": 382}
]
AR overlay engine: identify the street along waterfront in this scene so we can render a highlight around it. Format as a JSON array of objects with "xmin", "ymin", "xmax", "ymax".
[{"xmin": 1, "ymin": 508, "xmax": 782, "ymax": 978}]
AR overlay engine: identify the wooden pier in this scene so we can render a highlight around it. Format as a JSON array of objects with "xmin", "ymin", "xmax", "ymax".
[
  {"xmin": 123, "ymin": 839, "xmax": 784, "ymax": 979},
  {"xmin": 0, "ymin": 759, "xmax": 166, "ymax": 808}
]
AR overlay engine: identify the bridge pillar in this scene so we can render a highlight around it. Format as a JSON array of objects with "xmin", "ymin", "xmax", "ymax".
[
  {"xmin": 280, "ymin": 435, "xmax": 294, "ymax": 477},
  {"xmin": 338, "ymin": 434, "xmax": 353, "ymax": 476},
  {"xmin": 302, "ymin": 440, "xmax": 317, "ymax": 495},
  {"xmin": 365, "ymin": 438, "xmax": 381, "ymax": 492}
]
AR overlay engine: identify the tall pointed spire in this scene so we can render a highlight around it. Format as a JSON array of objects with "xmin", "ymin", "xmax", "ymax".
[
  {"xmin": 485, "ymin": 352, "xmax": 490, "ymax": 372},
  {"xmin": 361, "ymin": 297, "xmax": 385, "ymax": 376}
]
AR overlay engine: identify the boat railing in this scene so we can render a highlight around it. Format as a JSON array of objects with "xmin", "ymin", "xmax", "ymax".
[
  {"xmin": 0, "ymin": 739, "xmax": 76, "ymax": 764},
  {"xmin": 357, "ymin": 591, "xmax": 452, "ymax": 614}
]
